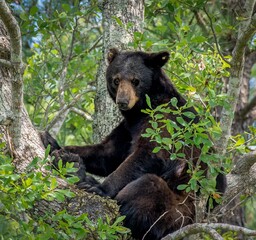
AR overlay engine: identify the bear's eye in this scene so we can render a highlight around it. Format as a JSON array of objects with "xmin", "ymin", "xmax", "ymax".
[
  {"xmin": 131, "ymin": 78, "xmax": 140, "ymax": 87},
  {"xmin": 113, "ymin": 78, "xmax": 120, "ymax": 86}
]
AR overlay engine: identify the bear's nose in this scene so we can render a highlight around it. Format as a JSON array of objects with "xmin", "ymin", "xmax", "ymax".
[{"xmin": 117, "ymin": 99, "xmax": 129, "ymax": 110}]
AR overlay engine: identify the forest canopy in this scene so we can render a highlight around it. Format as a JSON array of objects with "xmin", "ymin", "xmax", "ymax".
[{"xmin": 0, "ymin": 0, "xmax": 256, "ymax": 239}]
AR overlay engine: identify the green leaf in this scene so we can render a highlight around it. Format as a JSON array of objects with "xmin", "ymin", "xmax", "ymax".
[
  {"xmin": 30, "ymin": 6, "xmax": 38, "ymax": 15},
  {"xmin": 151, "ymin": 122, "xmax": 158, "ymax": 129},
  {"xmin": 53, "ymin": 192, "xmax": 66, "ymax": 202},
  {"xmin": 59, "ymin": 12, "xmax": 67, "ymax": 18},
  {"xmin": 185, "ymin": 186, "xmax": 191, "ymax": 193},
  {"xmin": 112, "ymin": 17, "xmax": 123, "ymax": 26},
  {"xmin": 176, "ymin": 117, "xmax": 186, "ymax": 126},
  {"xmin": 58, "ymin": 160, "xmax": 63, "ymax": 170},
  {"xmin": 191, "ymin": 36, "xmax": 206, "ymax": 43},
  {"xmin": 186, "ymin": 86, "xmax": 196, "ymax": 93},
  {"xmin": 177, "ymin": 184, "xmax": 188, "ymax": 190},
  {"xmin": 141, "ymin": 109, "xmax": 151, "ymax": 114},
  {"xmin": 20, "ymin": 12, "xmax": 28, "ymax": 21},
  {"xmin": 62, "ymin": 4, "xmax": 71, "ymax": 12},
  {"xmin": 145, "ymin": 128, "xmax": 155, "ymax": 135},
  {"xmin": 63, "ymin": 190, "xmax": 76, "ymax": 198},
  {"xmin": 66, "ymin": 176, "xmax": 80, "ymax": 184},
  {"xmin": 50, "ymin": 177, "xmax": 57, "ymax": 190},
  {"xmin": 182, "ymin": 111, "xmax": 195, "ymax": 119},
  {"xmin": 152, "ymin": 147, "xmax": 161, "ymax": 153},
  {"xmin": 170, "ymin": 97, "xmax": 178, "ymax": 107},
  {"xmin": 177, "ymin": 153, "xmax": 185, "ymax": 158},
  {"xmin": 194, "ymin": 135, "xmax": 202, "ymax": 145},
  {"xmin": 51, "ymin": 49, "xmax": 59, "ymax": 55},
  {"xmin": 162, "ymin": 138, "xmax": 173, "ymax": 145},
  {"xmin": 234, "ymin": 137, "xmax": 245, "ymax": 147},
  {"xmin": 141, "ymin": 133, "xmax": 151, "ymax": 138},
  {"xmin": 145, "ymin": 95, "xmax": 152, "ymax": 109},
  {"xmin": 10, "ymin": 174, "xmax": 20, "ymax": 181},
  {"xmin": 25, "ymin": 178, "xmax": 33, "ymax": 187},
  {"xmin": 166, "ymin": 121, "xmax": 174, "ymax": 134},
  {"xmin": 113, "ymin": 216, "xmax": 126, "ymax": 225},
  {"xmin": 45, "ymin": 145, "xmax": 51, "ymax": 159},
  {"xmin": 154, "ymin": 114, "xmax": 164, "ymax": 120},
  {"xmin": 189, "ymin": 178, "xmax": 197, "ymax": 190},
  {"xmin": 174, "ymin": 141, "xmax": 182, "ymax": 152}
]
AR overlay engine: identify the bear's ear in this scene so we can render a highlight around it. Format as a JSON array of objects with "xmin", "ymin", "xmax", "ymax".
[
  {"xmin": 107, "ymin": 48, "xmax": 119, "ymax": 64},
  {"xmin": 145, "ymin": 51, "xmax": 170, "ymax": 68}
]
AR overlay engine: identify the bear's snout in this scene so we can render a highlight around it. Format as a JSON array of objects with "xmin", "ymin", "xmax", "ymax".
[
  {"xmin": 116, "ymin": 81, "xmax": 139, "ymax": 111},
  {"xmin": 116, "ymin": 98, "xmax": 129, "ymax": 110}
]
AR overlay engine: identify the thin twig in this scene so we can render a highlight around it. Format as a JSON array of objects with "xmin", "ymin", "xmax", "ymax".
[
  {"xmin": 58, "ymin": 17, "xmax": 79, "ymax": 106},
  {"xmin": 142, "ymin": 211, "xmax": 170, "ymax": 240},
  {"xmin": 70, "ymin": 107, "xmax": 93, "ymax": 121},
  {"xmin": 203, "ymin": 7, "xmax": 230, "ymax": 66},
  {"xmin": 88, "ymin": 36, "xmax": 103, "ymax": 53},
  {"xmin": 193, "ymin": 10, "xmax": 208, "ymax": 35},
  {"xmin": 45, "ymin": 87, "xmax": 96, "ymax": 131},
  {"xmin": 174, "ymin": 209, "xmax": 186, "ymax": 228},
  {"xmin": 216, "ymin": 190, "xmax": 245, "ymax": 217}
]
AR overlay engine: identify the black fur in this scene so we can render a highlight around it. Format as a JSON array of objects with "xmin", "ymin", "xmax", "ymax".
[{"xmin": 41, "ymin": 49, "xmax": 226, "ymax": 240}]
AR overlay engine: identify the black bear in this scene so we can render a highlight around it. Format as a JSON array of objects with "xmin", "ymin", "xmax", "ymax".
[{"xmin": 41, "ymin": 48, "xmax": 225, "ymax": 240}]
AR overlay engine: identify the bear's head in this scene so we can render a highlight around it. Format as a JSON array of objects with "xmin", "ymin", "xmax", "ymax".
[{"xmin": 106, "ymin": 48, "xmax": 170, "ymax": 111}]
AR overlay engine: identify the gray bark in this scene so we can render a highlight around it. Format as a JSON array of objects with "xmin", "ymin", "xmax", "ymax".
[
  {"xmin": 234, "ymin": 51, "xmax": 256, "ymax": 134},
  {"xmin": 0, "ymin": 1, "xmax": 23, "ymax": 149},
  {"xmin": 215, "ymin": 0, "xmax": 256, "ymax": 155},
  {"xmin": 0, "ymin": 16, "xmax": 46, "ymax": 170},
  {"xmin": 93, "ymin": 0, "xmax": 144, "ymax": 143}
]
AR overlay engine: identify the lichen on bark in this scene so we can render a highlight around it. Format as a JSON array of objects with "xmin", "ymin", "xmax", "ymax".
[{"xmin": 93, "ymin": 0, "xmax": 144, "ymax": 143}]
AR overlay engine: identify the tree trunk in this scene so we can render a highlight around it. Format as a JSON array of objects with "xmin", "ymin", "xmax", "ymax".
[
  {"xmin": 234, "ymin": 51, "xmax": 256, "ymax": 134},
  {"xmin": 0, "ymin": 18, "xmax": 45, "ymax": 170},
  {"xmin": 93, "ymin": 0, "xmax": 144, "ymax": 143},
  {"xmin": 212, "ymin": 0, "xmax": 256, "ymax": 228}
]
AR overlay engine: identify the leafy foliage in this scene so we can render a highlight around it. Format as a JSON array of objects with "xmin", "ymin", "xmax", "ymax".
[
  {"xmin": 0, "ymin": 143, "xmax": 129, "ymax": 239},
  {"xmin": 142, "ymin": 96, "xmax": 225, "ymax": 208},
  {"xmin": 19, "ymin": 1, "xmax": 101, "ymax": 145}
]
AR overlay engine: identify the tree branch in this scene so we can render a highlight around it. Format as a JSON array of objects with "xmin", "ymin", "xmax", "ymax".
[
  {"xmin": 58, "ymin": 17, "xmax": 79, "ymax": 107},
  {"xmin": 238, "ymin": 95, "xmax": 256, "ymax": 119},
  {"xmin": 215, "ymin": 0, "xmax": 256, "ymax": 155},
  {"xmin": 232, "ymin": 150, "xmax": 256, "ymax": 174},
  {"xmin": 192, "ymin": 10, "xmax": 208, "ymax": 36},
  {"xmin": 212, "ymin": 153, "xmax": 256, "ymax": 218},
  {"xmin": 203, "ymin": 7, "xmax": 230, "ymax": 65},
  {"xmin": 161, "ymin": 223, "xmax": 223, "ymax": 240},
  {"xmin": 0, "ymin": 1, "xmax": 22, "ymax": 62},
  {"xmin": 45, "ymin": 87, "xmax": 96, "ymax": 132},
  {"xmin": 161, "ymin": 223, "xmax": 256, "ymax": 240},
  {"xmin": 70, "ymin": 107, "xmax": 93, "ymax": 121}
]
